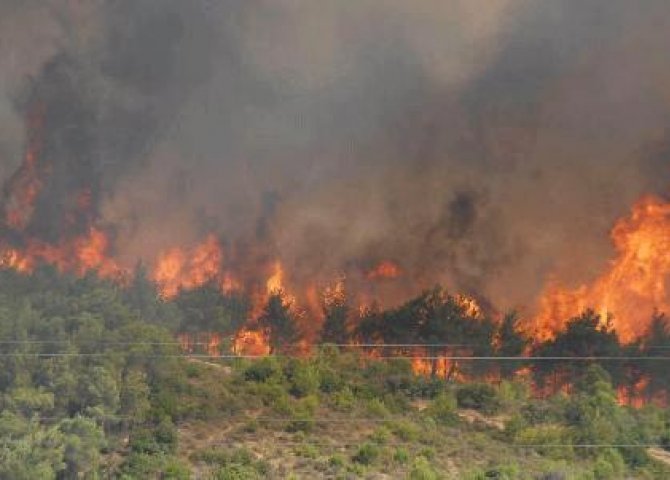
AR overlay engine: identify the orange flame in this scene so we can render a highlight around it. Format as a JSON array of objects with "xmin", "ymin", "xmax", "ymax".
[
  {"xmin": 366, "ymin": 260, "xmax": 401, "ymax": 280},
  {"xmin": 152, "ymin": 234, "xmax": 223, "ymax": 298},
  {"xmin": 0, "ymin": 227, "xmax": 121, "ymax": 279},
  {"xmin": 233, "ymin": 328, "xmax": 270, "ymax": 356},
  {"xmin": 266, "ymin": 260, "xmax": 284, "ymax": 294},
  {"xmin": 536, "ymin": 195, "xmax": 670, "ymax": 342}
]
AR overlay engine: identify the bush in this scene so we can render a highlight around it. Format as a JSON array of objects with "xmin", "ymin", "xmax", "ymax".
[
  {"xmin": 193, "ymin": 448, "xmax": 268, "ymax": 479},
  {"xmin": 388, "ymin": 419, "xmax": 421, "ymax": 442},
  {"xmin": 661, "ymin": 433, "xmax": 670, "ymax": 452},
  {"xmin": 497, "ymin": 380, "xmax": 530, "ymax": 411},
  {"xmin": 365, "ymin": 398, "xmax": 391, "ymax": 418},
  {"xmin": 214, "ymin": 464, "xmax": 260, "ymax": 480},
  {"xmin": 285, "ymin": 395, "xmax": 318, "ymax": 433},
  {"xmin": 370, "ymin": 426, "xmax": 392, "ymax": 444},
  {"xmin": 244, "ymin": 358, "xmax": 282, "ymax": 383},
  {"xmin": 293, "ymin": 443, "xmax": 319, "ymax": 459},
  {"xmin": 287, "ymin": 362, "xmax": 320, "ymax": 398},
  {"xmin": 514, "ymin": 425, "xmax": 574, "ymax": 460},
  {"xmin": 456, "ymin": 383, "xmax": 501, "ymax": 414},
  {"xmin": 593, "ymin": 449, "xmax": 625, "ymax": 480},
  {"xmin": 352, "ymin": 442, "xmax": 380, "ymax": 465},
  {"xmin": 408, "ymin": 456, "xmax": 439, "ymax": 480},
  {"xmin": 319, "ymin": 367, "xmax": 343, "ymax": 393},
  {"xmin": 474, "ymin": 464, "xmax": 520, "ymax": 480},
  {"xmin": 331, "ymin": 387, "xmax": 355, "ymax": 412},
  {"xmin": 426, "ymin": 392, "xmax": 458, "ymax": 425},
  {"xmin": 328, "ymin": 454, "xmax": 346, "ymax": 469},
  {"xmin": 393, "ymin": 447, "xmax": 410, "ymax": 464}
]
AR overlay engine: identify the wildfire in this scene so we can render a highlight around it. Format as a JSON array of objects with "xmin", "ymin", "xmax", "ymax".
[
  {"xmin": 266, "ymin": 260, "xmax": 284, "ymax": 294},
  {"xmin": 233, "ymin": 328, "xmax": 270, "ymax": 356},
  {"xmin": 536, "ymin": 195, "xmax": 670, "ymax": 342},
  {"xmin": 366, "ymin": 260, "xmax": 402, "ymax": 280},
  {"xmin": 4, "ymin": 103, "xmax": 46, "ymax": 231},
  {"xmin": 0, "ymin": 227, "xmax": 121, "ymax": 279},
  {"xmin": 152, "ymin": 234, "xmax": 224, "ymax": 298}
]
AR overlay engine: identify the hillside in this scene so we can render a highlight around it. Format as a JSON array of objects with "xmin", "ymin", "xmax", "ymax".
[{"xmin": 0, "ymin": 268, "xmax": 668, "ymax": 479}]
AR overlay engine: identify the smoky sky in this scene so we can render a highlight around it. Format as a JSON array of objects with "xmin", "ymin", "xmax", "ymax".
[{"xmin": 2, "ymin": 0, "xmax": 670, "ymax": 310}]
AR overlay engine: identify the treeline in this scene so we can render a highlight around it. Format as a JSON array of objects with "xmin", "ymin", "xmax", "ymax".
[
  {"xmin": 0, "ymin": 266, "xmax": 668, "ymax": 478},
  {"xmin": 182, "ymin": 282, "xmax": 670, "ymax": 405}
]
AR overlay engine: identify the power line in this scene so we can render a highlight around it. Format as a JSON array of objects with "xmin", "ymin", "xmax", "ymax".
[{"xmin": 0, "ymin": 350, "xmax": 670, "ymax": 362}]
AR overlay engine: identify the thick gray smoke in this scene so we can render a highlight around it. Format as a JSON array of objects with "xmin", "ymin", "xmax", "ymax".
[{"xmin": 2, "ymin": 0, "xmax": 670, "ymax": 311}]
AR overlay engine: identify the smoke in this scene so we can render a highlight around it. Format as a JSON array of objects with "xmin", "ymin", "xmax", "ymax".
[{"xmin": 3, "ymin": 0, "xmax": 670, "ymax": 311}]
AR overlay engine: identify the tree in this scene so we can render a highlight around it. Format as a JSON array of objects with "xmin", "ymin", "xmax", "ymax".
[
  {"xmin": 495, "ymin": 312, "xmax": 529, "ymax": 380},
  {"xmin": 59, "ymin": 416, "xmax": 105, "ymax": 479},
  {"xmin": 638, "ymin": 312, "xmax": 670, "ymax": 401},
  {"xmin": 257, "ymin": 292, "xmax": 299, "ymax": 354},
  {"xmin": 320, "ymin": 283, "xmax": 350, "ymax": 345},
  {"xmin": 533, "ymin": 310, "xmax": 624, "ymax": 393},
  {"xmin": 175, "ymin": 281, "xmax": 248, "ymax": 336}
]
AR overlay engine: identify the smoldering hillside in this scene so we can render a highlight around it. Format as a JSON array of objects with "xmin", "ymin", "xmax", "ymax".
[{"xmin": 2, "ymin": 0, "xmax": 670, "ymax": 311}]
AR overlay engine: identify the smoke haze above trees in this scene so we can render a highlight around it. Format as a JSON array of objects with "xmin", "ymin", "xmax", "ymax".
[{"xmin": 2, "ymin": 1, "xmax": 670, "ymax": 313}]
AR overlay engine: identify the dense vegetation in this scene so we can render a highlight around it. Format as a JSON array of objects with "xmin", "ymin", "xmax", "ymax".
[{"xmin": 0, "ymin": 266, "xmax": 668, "ymax": 478}]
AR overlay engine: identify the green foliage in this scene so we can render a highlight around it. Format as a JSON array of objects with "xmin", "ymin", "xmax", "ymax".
[
  {"xmin": 592, "ymin": 449, "xmax": 625, "ymax": 480},
  {"xmin": 0, "ymin": 268, "xmax": 668, "ymax": 479},
  {"xmin": 174, "ymin": 281, "xmax": 248, "ymax": 336},
  {"xmin": 388, "ymin": 419, "xmax": 421, "ymax": 442},
  {"xmin": 192, "ymin": 447, "xmax": 268, "ymax": 479},
  {"xmin": 244, "ymin": 356, "xmax": 283, "ymax": 383},
  {"xmin": 514, "ymin": 424, "xmax": 575, "ymax": 460},
  {"xmin": 408, "ymin": 456, "xmax": 440, "ymax": 480},
  {"xmin": 468, "ymin": 464, "xmax": 521, "ymax": 480},
  {"xmin": 59, "ymin": 416, "xmax": 105, "ymax": 477},
  {"xmin": 352, "ymin": 442, "xmax": 380, "ymax": 465},
  {"xmin": 257, "ymin": 292, "xmax": 299, "ymax": 354},
  {"xmin": 363, "ymin": 398, "xmax": 390, "ymax": 418},
  {"xmin": 393, "ymin": 447, "xmax": 410, "ymax": 464},
  {"xmin": 426, "ymin": 391, "xmax": 459, "ymax": 425},
  {"xmin": 457, "ymin": 383, "xmax": 502, "ymax": 414},
  {"xmin": 286, "ymin": 359, "xmax": 320, "ymax": 397}
]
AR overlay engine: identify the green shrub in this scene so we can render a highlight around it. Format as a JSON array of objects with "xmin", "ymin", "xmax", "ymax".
[
  {"xmin": 365, "ymin": 398, "xmax": 391, "ymax": 418},
  {"xmin": 498, "ymin": 380, "xmax": 530, "ymax": 411},
  {"xmin": 244, "ymin": 358, "xmax": 282, "ymax": 383},
  {"xmin": 593, "ymin": 449, "xmax": 625, "ymax": 480},
  {"xmin": 285, "ymin": 395, "xmax": 318, "ymax": 433},
  {"xmin": 456, "ymin": 383, "xmax": 501, "ymax": 414},
  {"xmin": 426, "ymin": 392, "xmax": 458, "ymax": 425},
  {"xmin": 388, "ymin": 419, "xmax": 421, "ymax": 442},
  {"xmin": 319, "ymin": 368, "xmax": 343, "ymax": 393},
  {"xmin": 293, "ymin": 443, "xmax": 319, "ymax": 459},
  {"xmin": 370, "ymin": 426, "xmax": 392, "ymax": 444},
  {"xmin": 408, "ymin": 456, "xmax": 439, "ymax": 480},
  {"xmin": 288, "ymin": 362, "xmax": 320, "ymax": 398},
  {"xmin": 475, "ymin": 464, "xmax": 521, "ymax": 480},
  {"xmin": 328, "ymin": 454, "xmax": 346, "ymax": 469},
  {"xmin": 514, "ymin": 425, "xmax": 574, "ymax": 460},
  {"xmin": 214, "ymin": 464, "xmax": 260, "ymax": 480},
  {"xmin": 393, "ymin": 447, "xmax": 410, "ymax": 464},
  {"xmin": 352, "ymin": 442, "xmax": 380, "ymax": 465},
  {"xmin": 331, "ymin": 387, "xmax": 355, "ymax": 412}
]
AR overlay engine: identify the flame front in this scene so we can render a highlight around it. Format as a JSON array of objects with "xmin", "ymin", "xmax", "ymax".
[
  {"xmin": 536, "ymin": 195, "xmax": 670, "ymax": 342},
  {"xmin": 152, "ymin": 235, "xmax": 223, "ymax": 298}
]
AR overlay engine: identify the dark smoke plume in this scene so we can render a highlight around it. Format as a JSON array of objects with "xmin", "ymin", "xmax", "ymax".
[{"xmin": 2, "ymin": 0, "xmax": 670, "ymax": 312}]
